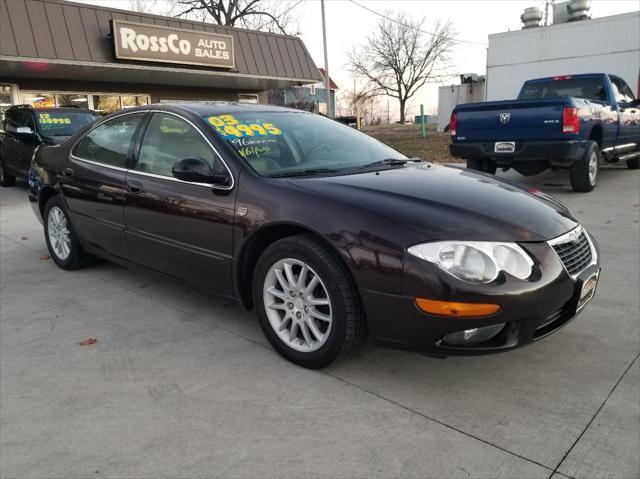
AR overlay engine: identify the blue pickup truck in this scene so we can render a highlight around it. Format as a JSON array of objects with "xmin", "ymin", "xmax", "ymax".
[{"xmin": 450, "ymin": 73, "xmax": 640, "ymax": 192}]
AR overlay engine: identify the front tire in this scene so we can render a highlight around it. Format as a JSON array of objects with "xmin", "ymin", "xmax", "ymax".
[
  {"xmin": 253, "ymin": 234, "xmax": 366, "ymax": 369},
  {"xmin": 0, "ymin": 157, "xmax": 16, "ymax": 187},
  {"xmin": 43, "ymin": 196, "xmax": 96, "ymax": 270},
  {"xmin": 466, "ymin": 158, "xmax": 497, "ymax": 174}
]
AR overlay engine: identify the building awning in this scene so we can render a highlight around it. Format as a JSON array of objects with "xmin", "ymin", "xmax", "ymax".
[{"xmin": 0, "ymin": 0, "xmax": 323, "ymax": 90}]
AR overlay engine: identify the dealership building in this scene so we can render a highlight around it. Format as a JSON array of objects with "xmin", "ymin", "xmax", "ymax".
[{"xmin": 0, "ymin": 0, "xmax": 323, "ymax": 116}]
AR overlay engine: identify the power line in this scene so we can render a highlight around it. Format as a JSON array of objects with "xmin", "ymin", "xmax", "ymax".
[{"xmin": 348, "ymin": 0, "xmax": 488, "ymax": 47}]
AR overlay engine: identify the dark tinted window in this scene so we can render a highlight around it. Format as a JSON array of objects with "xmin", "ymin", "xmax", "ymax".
[
  {"xmin": 36, "ymin": 110, "xmax": 99, "ymax": 137},
  {"xmin": 74, "ymin": 114, "xmax": 143, "ymax": 168},
  {"xmin": 136, "ymin": 113, "xmax": 219, "ymax": 177},
  {"xmin": 519, "ymin": 77, "xmax": 607, "ymax": 102}
]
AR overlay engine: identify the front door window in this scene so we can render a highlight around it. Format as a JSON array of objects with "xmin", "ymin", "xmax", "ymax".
[{"xmin": 136, "ymin": 113, "xmax": 217, "ymax": 177}]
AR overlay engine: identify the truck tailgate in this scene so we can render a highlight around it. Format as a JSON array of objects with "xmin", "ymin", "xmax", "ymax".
[{"xmin": 455, "ymin": 99, "xmax": 567, "ymax": 142}]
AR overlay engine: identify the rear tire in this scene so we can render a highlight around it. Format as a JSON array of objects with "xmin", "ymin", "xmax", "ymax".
[
  {"xmin": 0, "ymin": 157, "xmax": 16, "ymax": 187},
  {"xmin": 43, "ymin": 196, "xmax": 97, "ymax": 270},
  {"xmin": 466, "ymin": 158, "xmax": 497, "ymax": 174},
  {"xmin": 253, "ymin": 234, "xmax": 366, "ymax": 369},
  {"xmin": 570, "ymin": 141, "xmax": 599, "ymax": 192}
]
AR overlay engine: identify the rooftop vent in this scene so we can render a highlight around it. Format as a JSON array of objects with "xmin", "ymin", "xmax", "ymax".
[
  {"xmin": 521, "ymin": 7, "xmax": 543, "ymax": 29},
  {"xmin": 554, "ymin": 0, "xmax": 592, "ymax": 25}
]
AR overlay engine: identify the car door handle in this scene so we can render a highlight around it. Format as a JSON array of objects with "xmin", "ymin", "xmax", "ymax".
[
  {"xmin": 126, "ymin": 181, "xmax": 143, "ymax": 193},
  {"xmin": 63, "ymin": 168, "xmax": 74, "ymax": 177}
]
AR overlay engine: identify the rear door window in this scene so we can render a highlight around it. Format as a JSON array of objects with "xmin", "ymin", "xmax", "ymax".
[
  {"xmin": 74, "ymin": 114, "xmax": 144, "ymax": 168},
  {"xmin": 519, "ymin": 77, "xmax": 608, "ymax": 102}
]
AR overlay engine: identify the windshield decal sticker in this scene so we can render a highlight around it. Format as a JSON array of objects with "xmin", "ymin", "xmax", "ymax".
[
  {"xmin": 206, "ymin": 114, "xmax": 281, "ymax": 139},
  {"xmin": 38, "ymin": 113, "xmax": 72, "ymax": 126}
]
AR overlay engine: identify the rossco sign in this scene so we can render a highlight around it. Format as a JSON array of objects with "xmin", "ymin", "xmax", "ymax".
[{"xmin": 111, "ymin": 20, "xmax": 234, "ymax": 69}]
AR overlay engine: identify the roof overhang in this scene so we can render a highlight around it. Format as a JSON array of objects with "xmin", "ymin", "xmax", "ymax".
[{"xmin": 0, "ymin": 56, "xmax": 315, "ymax": 91}]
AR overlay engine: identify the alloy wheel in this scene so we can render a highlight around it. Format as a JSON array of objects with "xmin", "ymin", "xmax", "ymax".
[
  {"xmin": 263, "ymin": 258, "xmax": 332, "ymax": 352},
  {"xmin": 588, "ymin": 150, "xmax": 598, "ymax": 185},
  {"xmin": 47, "ymin": 206, "xmax": 71, "ymax": 260}
]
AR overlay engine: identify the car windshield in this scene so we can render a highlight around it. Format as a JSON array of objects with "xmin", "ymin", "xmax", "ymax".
[
  {"xmin": 203, "ymin": 111, "xmax": 406, "ymax": 177},
  {"xmin": 518, "ymin": 77, "xmax": 607, "ymax": 102},
  {"xmin": 36, "ymin": 110, "xmax": 100, "ymax": 137}
]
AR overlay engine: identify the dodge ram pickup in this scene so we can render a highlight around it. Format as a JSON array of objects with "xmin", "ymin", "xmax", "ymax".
[{"xmin": 449, "ymin": 73, "xmax": 640, "ymax": 192}]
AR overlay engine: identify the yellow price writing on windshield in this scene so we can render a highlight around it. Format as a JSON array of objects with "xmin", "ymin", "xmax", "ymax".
[{"xmin": 207, "ymin": 115, "xmax": 282, "ymax": 137}]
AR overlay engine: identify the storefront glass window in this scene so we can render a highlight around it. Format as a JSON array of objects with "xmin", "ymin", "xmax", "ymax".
[
  {"xmin": 22, "ymin": 93, "xmax": 56, "ymax": 108},
  {"xmin": 0, "ymin": 85, "xmax": 13, "ymax": 123},
  {"xmin": 92, "ymin": 95, "xmax": 121, "ymax": 114},
  {"xmin": 121, "ymin": 95, "xmax": 149, "ymax": 109},
  {"xmin": 56, "ymin": 93, "xmax": 89, "ymax": 108}
]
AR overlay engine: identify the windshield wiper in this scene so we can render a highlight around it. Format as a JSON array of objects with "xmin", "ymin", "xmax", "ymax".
[
  {"xmin": 358, "ymin": 157, "xmax": 421, "ymax": 169},
  {"xmin": 267, "ymin": 168, "xmax": 339, "ymax": 178}
]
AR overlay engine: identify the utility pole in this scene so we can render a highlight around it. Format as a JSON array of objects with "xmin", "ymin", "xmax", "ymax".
[{"xmin": 321, "ymin": 0, "xmax": 332, "ymax": 118}]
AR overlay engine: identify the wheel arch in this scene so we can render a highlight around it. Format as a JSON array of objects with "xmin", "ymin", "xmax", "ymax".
[
  {"xmin": 588, "ymin": 123, "xmax": 603, "ymax": 148},
  {"xmin": 38, "ymin": 185, "xmax": 58, "ymax": 217},
  {"xmin": 235, "ymin": 222, "xmax": 361, "ymax": 311}
]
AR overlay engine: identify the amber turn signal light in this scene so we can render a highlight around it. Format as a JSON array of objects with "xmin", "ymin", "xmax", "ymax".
[{"xmin": 415, "ymin": 298, "xmax": 501, "ymax": 318}]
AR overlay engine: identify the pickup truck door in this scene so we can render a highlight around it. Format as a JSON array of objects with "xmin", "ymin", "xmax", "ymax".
[{"xmin": 610, "ymin": 77, "xmax": 640, "ymax": 149}]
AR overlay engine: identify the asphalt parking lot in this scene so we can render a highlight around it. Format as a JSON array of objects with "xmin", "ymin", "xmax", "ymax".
[{"xmin": 1, "ymin": 166, "xmax": 638, "ymax": 479}]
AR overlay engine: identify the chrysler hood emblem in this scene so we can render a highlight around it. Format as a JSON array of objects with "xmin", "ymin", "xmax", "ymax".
[{"xmin": 499, "ymin": 113, "xmax": 511, "ymax": 124}]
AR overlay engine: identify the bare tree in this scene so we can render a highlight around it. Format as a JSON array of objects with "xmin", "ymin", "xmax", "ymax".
[
  {"xmin": 174, "ymin": 0, "xmax": 301, "ymax": 35},
  {"xmin": 349, "ymin": 13, "xmax": 456, "ymax": 124},
  {"xmin": 128, "ymin": 0, "xmax": 175, "ymax": 16}
]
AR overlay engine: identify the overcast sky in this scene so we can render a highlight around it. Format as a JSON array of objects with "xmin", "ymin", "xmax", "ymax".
[{"xmin": 78, "ymin": 0, "xmax": 639, "ymax": 119}]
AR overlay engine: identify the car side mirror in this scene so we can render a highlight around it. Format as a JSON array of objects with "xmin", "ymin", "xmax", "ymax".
[{"xmin": 172, "ymin": 157, "xmax": 230, "ymax": 186}]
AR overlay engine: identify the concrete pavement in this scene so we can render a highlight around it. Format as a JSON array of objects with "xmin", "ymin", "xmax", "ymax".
[{"xmin": 1, "ymin": 165, "xmax": 638, "ymax": 478}]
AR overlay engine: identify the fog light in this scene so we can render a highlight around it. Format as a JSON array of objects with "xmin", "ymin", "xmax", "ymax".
[{"xmin": 442, "ymin": 323, "xmax": 506, "ymax": 346}]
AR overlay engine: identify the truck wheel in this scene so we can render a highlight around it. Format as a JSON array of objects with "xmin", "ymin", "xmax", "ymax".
[
  {"xmin": 0, "ymin": 157, "xmax": 16, "ymax": 187},
  {"xmin": 570, "ymin": 142, "xmax": 599, "ymax": 192},
  {"xmin": 467, "ymin": 158, "xmax": 496, "ymax": 175}
]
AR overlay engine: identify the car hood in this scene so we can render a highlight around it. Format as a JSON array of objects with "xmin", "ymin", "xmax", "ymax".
[{"xmin": 293, "ymin": 163, "xmax": 578, "ymax": 242}]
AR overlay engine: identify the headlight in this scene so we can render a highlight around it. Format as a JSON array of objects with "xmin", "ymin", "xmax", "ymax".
[{"xmin": 407, "ymin": 241, "xmax": 534, "ymax": 283}]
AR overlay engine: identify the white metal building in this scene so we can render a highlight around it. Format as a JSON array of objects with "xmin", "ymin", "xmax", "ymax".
[
  {"xmin": 486, "ymin": 11, "xmax": 640, "ymax": 100},
  {"xmin": 437, "ymin": 75, "xmax": 486, "ymax": 132},
  {"xmin": 436, "ymin": 6, "xmax": 640, "ymax": 131}
]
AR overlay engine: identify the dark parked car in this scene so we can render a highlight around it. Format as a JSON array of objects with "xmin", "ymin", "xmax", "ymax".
[
  {"xmin": 0, "ymin": 105, "xmax": 99, "ymax": 186},
  {"xmin": 27, "ymin": 103, "xmax": 601, "ymax": 368}
]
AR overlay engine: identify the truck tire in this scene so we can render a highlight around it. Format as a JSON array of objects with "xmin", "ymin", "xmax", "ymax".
[
  {"xmin": 467, "ymin": 158, "xmax": 497, "ymax": 175},
  {"xmin": 0, "ymin": 156, "xmax": 16, "ymax": 187},
  {"xmin": 570, "ymin": 142, "xmax": 599, "ymax": 192}
]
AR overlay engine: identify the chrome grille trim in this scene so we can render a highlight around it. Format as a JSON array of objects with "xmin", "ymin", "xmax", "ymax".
[{"xmin": 548, "ymin": 225, "xmax": 597, "ymax": 278}]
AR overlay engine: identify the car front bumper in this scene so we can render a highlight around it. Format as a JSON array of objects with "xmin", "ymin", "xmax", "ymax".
[
  {"xmin": 449, "ymin": 140, "xmax": 591, "ymax": 167},
  {"xmin": 360, "ymin": 234, "xmax": 600, "ymax": 356}
]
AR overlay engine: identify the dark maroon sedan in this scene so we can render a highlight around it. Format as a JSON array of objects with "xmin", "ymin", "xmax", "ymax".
[{"xmin": 26, "ymin": 103, "xmax": 600, "ymax": 368}]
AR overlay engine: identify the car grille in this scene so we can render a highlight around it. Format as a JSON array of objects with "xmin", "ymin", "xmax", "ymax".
[{"xmin": 551, "ymin": 230, "xmax": 592, "ymax": 275}]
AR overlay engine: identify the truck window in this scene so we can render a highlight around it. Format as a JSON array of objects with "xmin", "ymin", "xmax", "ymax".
[
  {"xmin": 519, "ymin": 77, "xmax": 607, "ymax": 102},
  {"xmin": 610, "ymin": 77, "xmax": 636, "ymax": 104}
]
